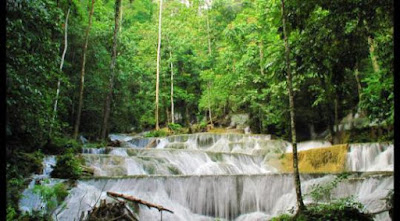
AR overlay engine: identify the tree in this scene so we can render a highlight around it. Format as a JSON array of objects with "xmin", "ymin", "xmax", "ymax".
[
  {"xmin": 6, "ymin": 0, "xmax": 63, "ymax": 148},
  {"xmin": 280, "ymin": 0, "xmax": 306, "ymax": 212},
  {"xmin": 155, "ymin": 0, "xmax": 163, "ymax": 130},
  {"xmin": 100, "ymin": 0, "xmax": 122, "ymax": 140},
  {"xmin": 73, "ymin": 0, "xmax": 96, "ymax": 140},
  {"xmin": 50, "ymin": 6, "xmax": 71, "ymax": 137}
]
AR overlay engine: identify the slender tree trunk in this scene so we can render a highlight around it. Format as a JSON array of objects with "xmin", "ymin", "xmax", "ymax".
[
  {"xmin": 206, "ymin": 10, "xmax": 213, "ymax": 126},
  {"xmin": 206, "ymin": 9, "xmax": 212, "ymax": 55},
  {"xmin": 100, "ymin": 0, "xmax": 122, "ymax": 140},
  {"xmin": 73, "ymin": 0, "xmax": 95, "ymax": 140},
  {"xmin": 280, "ymin": 0, "xmax": 306, "ymax": 212},
  {"xmin": 367, "ymin": 36, "xmax": 380, "ymax": 73},
  {"xmin": 185, "ymin": 105, "xmax": 190, "ymax": 127},
  {"xmin": 207, "ymin": 82, "xmax": 213, "ymax": 125},
  {"xmin": 259, "ymin": 41, "xmax": 264, "ymax": 75},
  {"xmin": 119, "ymin": 3, "xmax": 123, "ymax": 33},
  {"xmin": 155, "ymin": 0, "xmax": 163, "ymax": 130},
  {"xmin": 50, "ymin": 7, "xmax": 70, "ymax": 136},
  {"xmin": 354, "ymin": 62, "xmax": 362, "ymax": 103},
  {"xmin": 169, "ymin": 50, "xmax": 174, "ymax": 124},
  {"xmin": 363, "ymin": 20, "xmax": 380, "ymax": 73},
  {"xmin": 334, "ymin": 94, "xmax": 339, "ymax": 133}
]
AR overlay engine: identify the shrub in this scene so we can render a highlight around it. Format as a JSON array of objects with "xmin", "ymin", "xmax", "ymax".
[
  {"xmin": 33, "ymin": 181, "xmax": 69, "ymax": 212},
  {"xmin": 306, "ymin": 173, "xmax": 350, "ymax": 203},
  {"xmin": 51, "ymin": 150, "xmax": 82, "ymax": 179},
  {"xmin": 42, "ymin": 137, "xmax": 82, "ymax": 155},
  {"xmin": 144, "ymin": 129, "xmax": 168, "ymax": 137},
  {"xmin": 6, "ymin": 205, "xmax": 17, "ymax": 221},
  {"xmin": 168, "ymin": 123, "xmax": 184, "ymax": 134},
  {"xmin": 271, "ymin": 197, "xmax": 372, "ymax": 221},
  {"xmin": 272, "ymin": 173, "xmax": 372, "ymax": 221}
]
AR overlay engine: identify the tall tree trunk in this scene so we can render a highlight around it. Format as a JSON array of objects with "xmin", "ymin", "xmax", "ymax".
[
  {"xmin": 259, "ymin": 40, "xmax": 264, "ymax": 75},
  {"xmin": 206, "ymin": 10, "xmax": 213, "ymax": 126},
  {"xmin": 354, "ymin": 62, "xmax": 362, "ymax": 103},
  {"xmin": 50, "ymin": 7, "xmax": 70, "ymax": 136},
  {"xmin": 169, "ymin": 50, "xmax": 174, "ymax": 124},
  {"xmin": 155, "ymin": 0, "xmax": 163, "ymax": 130},
  {"xmin": 367, "ymin": 36, "xmax": 380, "ymax": 73},
  {"xmin": 119, "ymin": 2, "xmax": 123, "ymax": 33},
  {"xmin": 334, "ymin": 94, "xmax": 339, "ymax": 136},
  {"xmin": 207, "ymin": 82, "xmax": 213, "ymax": 125},
  {"xmin": 363, "ymin": 20, "xmax": 380, "ymax": 73},
  {"xmin": 100, "ymin": 0, "xmax": 122, "ymax": 140},
  {"xmin": 280, "ymin": 0, "xmax": 306, "ymax": 212},
  {"xmin": 73, "ymin": 0, "xmax": 95, "ymax": 140}
]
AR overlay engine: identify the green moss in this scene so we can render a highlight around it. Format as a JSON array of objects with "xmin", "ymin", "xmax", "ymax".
[
  {"xmin": 281, "ymin": 145, "xmax": 348, "ymax": 173},
  {"xmin": 209, "ymin": 152, "xmax": 223, "ymax": 162},
  {"xmin": 167, "ymin": 166, "xmax": 181, "ymax": 175},
  {"xmin": 144, "ymin": 164, "xmax": 156, "ymax": 174}
]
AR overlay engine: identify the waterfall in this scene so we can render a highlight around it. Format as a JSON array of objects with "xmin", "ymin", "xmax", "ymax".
[
  {"xmin": 55, "ymin": 174, "xmax": 393, "ymax": 221},
  {"xmin": 19, "ymin": 156, "xmax": 58, "ymax": 213},
  {"xmin": 36, "ymin": 133, "xmax": 393, "ymax": 220},
  {"xmin": 347, "ymin": 143, "xmax": 394, "ymax": 171}
]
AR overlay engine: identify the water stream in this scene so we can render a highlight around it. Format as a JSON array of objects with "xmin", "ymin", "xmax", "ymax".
[
  {"xmin": 19, "ymin": 155, "xmax": 58, "ymax": 213},
  {"xmin": 20, "ymin": 133, "xmax": 393, "ymax": 220}
]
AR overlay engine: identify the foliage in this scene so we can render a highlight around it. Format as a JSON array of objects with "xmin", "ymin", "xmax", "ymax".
[
  {"xmin": 51, "ymin": 150, "xmax": 83, "ymax": 179},
  {"xmin": 84, "ymin": 141, "xmax": 108, "ymax": 149},
  {"xmin": 144, "ymin": 128, "xmax": 169, "ymax": 137},
  {"xmin": 6, "ymin": 0, "xmax": 63, "ymax": 148},
  {"xmin": 6, "ymin": 150, "xmax": 45, "ymax": 219},
  {"xmin": 272, "ymin": 187, "xmax": 372, "ymax": 221},
  {"xmin": 168, "ymin": 123, "xmax": 185, "ymax": 134},
  {"xmin": 6, "ymin": 205, "xmax": 17, "ymax": 221},
  {"xmin": 32, "ymin": 180, "xmax": 69, "ymax": 215},
  {"xmin": 42, "ymin": 136, "xmax": 82, "ymax": 155},
  {"xmin": 306, "ymin": 173, "xmax": 350, "ymax": 203},
  {"xmin": 6, "ymin": 0, "xmax": 393, "ymax": 145},
  {"xmin": 19, "ymin": 210, "xmax": 53, "ymax": 221}
]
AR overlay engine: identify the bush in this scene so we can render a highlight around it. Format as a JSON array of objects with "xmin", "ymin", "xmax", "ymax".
[
  {"xmin": 42, "ymin": 137, "xmax": 82, "ymax": 155},
  {"xmin": 6, "ymin": 205, "xmax": 17, "ymax": 221},
  {"xmin": 6, "ymin": 150, "xmax": 45, "ymax": 220},
  {"xmin": 51, "ymin": 150, "xmax": 82, "ymax": 179},
  {"xmin": 144, "ymin": 129, "xmax": 169, "ymax": 137},
  {"xmin": 272, "ymin": 173, "xmax": 372, "ymax": 221},
  {"xmin": 306, "ymin": 173, "xmax": 350, "ymax": 202},
  {"xmin": 271, "ymin": 198, "xmax": 372, "ymax": 221},
  {"xmin": 168, "ymin": 123, "xmax": 184, "ymax": 134},
  {"xmin": 33, "ymin": 181, "xmax": 69, "ymax": 213}
]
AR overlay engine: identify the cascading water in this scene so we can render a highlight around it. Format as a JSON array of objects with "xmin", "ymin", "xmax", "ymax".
[
  {"xmin": 346, "ymin": 143, "xmax": 394, "ymax": 172},
  {"xmin": 49, "ymin": 133, "xmax": 393, "ymax": 220},
  {"xmin": 19, "ymin": 155, "xmax": 58, "ymax": 213}
]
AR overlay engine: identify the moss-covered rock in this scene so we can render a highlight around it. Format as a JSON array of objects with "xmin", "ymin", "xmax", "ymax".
[{"xmin": 280, "ymin": 144, "xmax": 348, "ymax": 173}]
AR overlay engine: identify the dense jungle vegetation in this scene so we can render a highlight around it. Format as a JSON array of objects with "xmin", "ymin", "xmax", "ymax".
[{"xmin": 6, "ymin": 0, "xmax": 394, "ymax": 219}]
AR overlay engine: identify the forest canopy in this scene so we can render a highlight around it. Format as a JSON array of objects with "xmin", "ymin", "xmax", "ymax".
[{"xmin": 6, "ymin": 0, "xmax": 393, "ymax": 148}]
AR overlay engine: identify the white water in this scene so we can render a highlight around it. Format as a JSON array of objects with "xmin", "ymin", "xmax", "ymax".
[
  {"xmin": 347, "ymin": 143, "xmax": 394, "ymax": 172},
  {"xmin": 286, "ymin": 140, "xmax": 332, "ymax": 152},
  {"xmin": 19, "ymin": 155, "xmax": 58, "ymax": 213},
  {"xmin": 19, "ymin": 133, "xmax": 392, "ymax": 220},
  {"xmin": 55, "ymin": 174, "xmax": 393, "ymax": 221}
]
